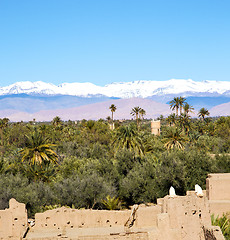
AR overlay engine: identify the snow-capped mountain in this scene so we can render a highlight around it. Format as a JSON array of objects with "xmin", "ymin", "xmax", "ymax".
[{"xmin": 0, "ymin": 79, "xmax": 230, "ymax": 98}]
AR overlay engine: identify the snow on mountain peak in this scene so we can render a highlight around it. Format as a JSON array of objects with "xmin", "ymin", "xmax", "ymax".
[{"xmin": 0, "ymin": 79, "xmax": 229, "ymax": 98}]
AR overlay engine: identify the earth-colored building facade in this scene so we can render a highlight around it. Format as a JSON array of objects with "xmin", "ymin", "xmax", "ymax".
[
  {"xmin": 151, "ymin": 120, "xmax": 161, "ymax": 135},
  {"xmin": 1, "ymin": 173, "xmax": 230, "ymax": 240}
]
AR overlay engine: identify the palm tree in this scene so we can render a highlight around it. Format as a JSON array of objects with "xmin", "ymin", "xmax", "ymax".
[
  {"xmin": 130, "ymin": 106, "xmax": 141, "ymax": 128},
  {"xmin": 19, "ymin": 129, "xmax": 58, "ymax": 165},
  {"xmin": 139, "ymin": 108, "xmax": 146, "ymax": 120},
  {"xmin": 113, "ymin": 124, "xmax": 144, "ymax": 156},
  {"xmin": 183, "ymin": 103, "xmax": 194, "ymax": 117},
  {"xmin": 0, "ymin": 118, "xmax": 9, "ymax": 146},
  {"xmin": 109, "ymin": 104, "xmax": 117, "ymax": 123},
  {"xmin": 52, "ymin": 116, "xmax": 62, "ymax": 127},
  {"xmin": 166, "ymin": 113, "xmax": 177, "ymax": 126},
  {"xmin": 163, "ymin": 127, "xmax": 188, "ymax": 150},
  {"xmin": 178, "ymin": 97, "xmax": 186, "ymax": 115},
  {"xmin": 198, "ymin": 108, "xmax": 210, "ymax": 121},
  {"xmin": 179, "ymin": 113, "xmax": 191, "ymax": 134},
  {"xmin": 169, "ymin": 97, "xmax": 180, "ymax": 116},
  {"xmin": 101, "ymin": 195, "xmax": 122, "ymax": 210}
]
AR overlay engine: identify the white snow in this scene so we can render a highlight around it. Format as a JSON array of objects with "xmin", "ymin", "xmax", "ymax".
[{"xmin": 0, "ymin": 79, "xmax": 229, "ymax": 98}]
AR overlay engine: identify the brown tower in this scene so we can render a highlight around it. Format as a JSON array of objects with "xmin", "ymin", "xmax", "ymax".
[{"xmin": 151, "ymin": 120, "xmax": 161, "ymax": 135}]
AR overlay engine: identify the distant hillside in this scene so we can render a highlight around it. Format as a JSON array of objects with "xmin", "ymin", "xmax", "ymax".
[
  {"xmin": 164, "ymin": 96, "xmax": 230, "ymax": 110},
  {"xmin": 185, "ymin": 96, "xmax": 230, "ymax": 110},
  {"xmin": 2, "ymin": 98, "xmax": 172, "ymax": 122},
  {"xmin": 0, "ymin": 94, "xmax": 118, "ymax": 113},
  {"xmin": 210, "ymin": 102, "xmax": 230, "ymax": 116}
]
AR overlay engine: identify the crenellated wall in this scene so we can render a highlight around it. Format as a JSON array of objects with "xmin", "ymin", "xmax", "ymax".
[
  {"xmin": 1, "ymin": 173, "xmax": 230, "ymax": 240},
  {"xmin": 25, "ymin": 192, "xmax": 224, "ymax": 240}
]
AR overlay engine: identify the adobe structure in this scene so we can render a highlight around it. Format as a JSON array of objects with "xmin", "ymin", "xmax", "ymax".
[
  {"xmin": 0, "ymin": 173, "xmax": 229, "ymax": 240},
  {"xmin": 0, "ymin": 198, "xmax": 28, "ymax": 239},
  {"xmin": 206, "ymin": 173, "xmax": 230, "ymax": 216},
  {"xmin": 151, "ymin": 120, "xmax": 160, "ymax": 135}
]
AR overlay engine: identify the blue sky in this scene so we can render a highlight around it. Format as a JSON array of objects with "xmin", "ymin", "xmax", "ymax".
[{"xmin": 0, "ymin": 0, "xmax": 229, "ymax": 87}]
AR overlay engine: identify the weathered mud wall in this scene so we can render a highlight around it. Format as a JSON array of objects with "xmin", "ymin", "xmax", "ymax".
[
  {"xmin": 1, "ymin": 173, "xmax": 229, "ymax": 240},
  {"xmin": 0, "ymin": 198, "xmax": 28, "ymax": 240},
  {"xmin": 206, "ymin": 173, "xmax": 230, "ymax": 216},
  {"xmin": 25, "ymin": 192, "xmax": 223, "ymax": 240}
]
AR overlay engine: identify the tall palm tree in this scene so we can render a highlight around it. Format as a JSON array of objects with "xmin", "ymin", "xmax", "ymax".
[
  {"xmin": 163, "ymin": 127, "xmax": 188, "ymax": 150},
  {"xmin": 139, "ymin": 108, "xmax": 146, "ymax": 127},
  {"xmin": 183, "ymin": 103, "xmax": 194, "ymax": 117},
  {"xmin": 198, "ymin": 108, "xmax": 210, "ymax": 121},
  {"xmin": 109, "ymin": 104, "xmax": 117, "ymax": 123},
  {"xmin": 130, "ymin": 106, "xmax": 141, "ymax": 128},
  {"xmin": 178, "ymin": 97, "xmax": 186, "ymax": 115},
  {"xmin": 139, "ymin": 108, "xmax": 146, "ymax": 120},
  {"xmin": 20, "ymin": 129, "xmax": 58, "ymax": 165},
  {"xmin": 0, "ymin": 118, "xmax": 9, "ymax": 146},
  {"xmin": 169, "ymin": 97, "xmax": 180, "ymax": 116},
  {"xmin": 113, "ymin": 124, "xmax": 144, "ymax": 156},
  {"xmin": 179, "ymin": 113, "xmax": 191, "ymax": 134}
]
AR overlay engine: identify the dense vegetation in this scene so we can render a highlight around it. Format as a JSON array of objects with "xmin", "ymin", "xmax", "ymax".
[{"xmin": 0, "ymin": 99, "xmax": 229, "ymax": 218}]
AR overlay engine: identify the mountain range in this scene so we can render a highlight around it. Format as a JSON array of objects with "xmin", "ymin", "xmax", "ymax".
[
  {"xmin": 1, "ymin": 79, "xmax": 230, "ymax": 98},
  {"xmin": 0, "ymin": 79, "xmax": 229, "ymax": 121}
]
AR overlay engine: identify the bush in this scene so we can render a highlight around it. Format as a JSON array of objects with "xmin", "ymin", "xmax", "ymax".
[
  {"xmin": 53, "ymin": 173, "xmax": 116, "ymax": 209},
  {"xmin": 211, "ymin": 213, "xmax": 230, "ymax": 239},
  {"xmin": 0, "ymin": 174, "xmax": 55, "ymax": 217}
]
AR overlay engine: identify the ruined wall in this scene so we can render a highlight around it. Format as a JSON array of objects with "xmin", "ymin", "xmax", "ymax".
[
  {"xmin": 0, "ymin": 198, "xmax": 28, "ymax": 240},
  {"xmin": 26, "ymin": 192, "xmax": 223, "ymax": 240},
  {"xmin": 34, "ymin": 208, "xmax": 131, "ymax": 230},
  {"xmin": 206, "ymin": 173, "xmax": 230, "ymax": 216},
  {"xmin": 1, "ymin": 173, "xmax": 230, "ymax": 240},
  {"xmin": 159, "ymin": 192, "xmax": 212, "ymax": 240}
]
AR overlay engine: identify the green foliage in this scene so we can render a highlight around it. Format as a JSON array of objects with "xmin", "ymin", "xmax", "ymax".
[
  {"xmin": 114, "ymin": 149, "xmax": 137, "ymax": 176},
  {"xmin": 23, "ymin": 161, "xmax": 57, "ymax": 182},
  {"xmin": 162, "ymin": 127, "xmax": 188, "ymax": 150},
  {"xmin": 53, "ymin": 173, "xmax": 115, "ymax": 209},
  {"xmin": 196, "ymin": 135, "xmax": 220, "ymax": 152},
  {"xmin": 180, "ymin": 149, "xmax": 214, "ymax": 190},
  {"xmin": 211, "ymin": 213, "xmax": 230, "ymax": 239},
  {"xmin": 130, "ymin": 106, "xmax": 142, "ymax": 127},
  {"xmin": 214, "ymin": 154, "xmax": 230, "ymax": 173},
  {"xmin": 41, "ymin": 204, "xmax": 62, "ymax": 211},
  {"xmin": 19, "ymin": 128, "xmax": 58, "ymax": 165},
  {"xmin": 113, "ymin": 123, "xmax": 144, "ymax": 156},
  {"xmin": 157, "ymin": 151, "xmax": 187, "ymax": 196},
  {"xmin": 109, "ymin": 104, "xmax": 117, "ymax": 123},
  {"xmin": 101, "ymin": 195, "xmax": 122, "ymax": 210},
  {"xmin": 119, "ymin": 160, "xmax": 158, "ymax": 205},
  {"xmin": 0, "ymin": 174, "xmax": 55, "ymax": 217},
  {"xmin": 0, "ymin": 114, "xmax": 229, "ymax": 218}
]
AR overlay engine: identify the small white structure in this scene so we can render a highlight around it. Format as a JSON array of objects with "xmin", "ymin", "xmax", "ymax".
[
  {"xmin": 195, "ymin": 184, "xmax": 204, "ymax": 197},
  {"xmin": 169, "ymin": 186, "xmax": 176, "ymax": 197}
]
